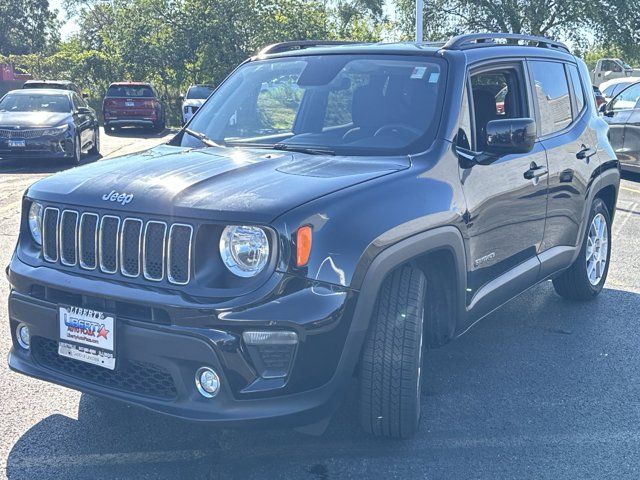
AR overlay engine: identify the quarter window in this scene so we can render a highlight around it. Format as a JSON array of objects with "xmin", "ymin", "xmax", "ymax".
[
  {"xmin": 567, "ymin": 64, "xmax": 585, "ymax": 117},
  {"xmin": 529, "ymin": 61, "xmax": 572, "ymax": 136}
]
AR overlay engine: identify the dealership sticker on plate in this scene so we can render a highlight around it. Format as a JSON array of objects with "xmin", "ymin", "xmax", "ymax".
[{"xmin": 58, "ymin": 306, "xmax": 116, "ymax": 369}]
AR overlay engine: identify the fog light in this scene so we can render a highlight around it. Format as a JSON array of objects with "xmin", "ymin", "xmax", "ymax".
[
  {"xmin": 16, "ymin": 323, "xmax": 30, "ymax": 350},
  {"xmin": 242, "ymin": 331, "xmax": 298, "ymax": 379},
  {"xmin": 195, "ymin": 367, "xmax": 220, "ymax": 398}
]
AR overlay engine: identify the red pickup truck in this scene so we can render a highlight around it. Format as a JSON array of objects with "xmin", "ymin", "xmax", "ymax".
[{"xmin": 102, "ymin": 82, "xmax": 166, "ymax": 132}]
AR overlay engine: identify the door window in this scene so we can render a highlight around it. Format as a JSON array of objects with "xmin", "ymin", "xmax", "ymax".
[
  {"xmin": 529, "ymin": 61, "xmax": 572, "ymax": 136},
  {"xmin": 610, "ymin": 83, "xmax": 640, "ymax": 111},
  {"xmin": 470, "ymin": 67, "xmax": 526, "ymax": 149}
]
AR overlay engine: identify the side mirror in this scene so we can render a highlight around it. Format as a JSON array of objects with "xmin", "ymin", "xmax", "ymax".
[
  {"xmin": 485, "ymin": 118, "xmax": 536, "ymax": 156},
  {"xmin": 82, "ymin": 92, "xmax": 89, "ymax": 98},
  {"xmin": 179, "ymin": 94, "xmax": 185, "ymax": 101},
  {"xmin": 76, "ymin": 106, "xmax": 91, "ymax": 114}
]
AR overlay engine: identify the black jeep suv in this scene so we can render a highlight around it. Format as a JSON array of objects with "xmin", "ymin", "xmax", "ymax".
[{"xmin": 7, "ymin": 34, "xmax": 620, "ymax": 438}]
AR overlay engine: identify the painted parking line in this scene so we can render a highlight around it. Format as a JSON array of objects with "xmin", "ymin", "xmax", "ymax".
[{"xmin": 621, "ymin": 185, "xmax": 640, "ymax": 195}]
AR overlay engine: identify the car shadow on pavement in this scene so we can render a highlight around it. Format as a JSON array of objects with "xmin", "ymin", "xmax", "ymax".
[
  {"xmin": 0, "ymin": 154, "xmax": 103, "ymax": 175},
  {"xmin": 6, "ymin": 282, "xmax": 640, "ymax": 479}
]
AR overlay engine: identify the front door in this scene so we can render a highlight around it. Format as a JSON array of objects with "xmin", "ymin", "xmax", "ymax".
[
  {"xmin": 460, "ymin": 62, "xmax": 548, "ymax": 315},
  {"xmin": 603, "ymin": 82, "xmax": 640, "ymax": 168}
]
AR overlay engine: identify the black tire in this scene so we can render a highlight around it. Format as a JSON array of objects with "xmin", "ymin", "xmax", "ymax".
[
  {"xmin": 358, "ymin": 265, "xmax": 426, "ymax": 438},
  {"xmin": 153, "ymin": 114, "xmax": 166, "ymax": 132},
  {"xmin": 69, "ymin": 134, "xmax": 81, "ymax": 165},
  {"xmin": 89, "ymin": 127, "xmax": 100, "ymax": 155},
  {"xmin": 553, "ymin": 197, "xmax": 612, "ymax": 300}
]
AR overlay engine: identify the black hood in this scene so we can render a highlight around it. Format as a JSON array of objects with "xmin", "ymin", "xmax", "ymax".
[
  {"xmin": 0, "ymin": 111, "xmax": 71, "ymax": 128},
  {"xmin": 28, "ymin": 145, "xmax": 410, "ymax": 223}
]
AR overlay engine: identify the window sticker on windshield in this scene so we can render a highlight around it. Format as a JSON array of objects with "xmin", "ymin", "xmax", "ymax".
[
  {"xmin": 411, "ymin": 67, "xmax": 427, "ymax": 79},
  {"xmin": 428, "ymin": 72, "xmax": 440, "ymax": 83}
]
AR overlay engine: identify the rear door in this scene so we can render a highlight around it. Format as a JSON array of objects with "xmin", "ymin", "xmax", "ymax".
[{"xmin": 530, "ymin": 59, "xmax": 596, "ymax": 271}]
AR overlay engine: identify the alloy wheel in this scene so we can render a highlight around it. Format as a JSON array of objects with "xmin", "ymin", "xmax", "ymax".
[{"xmin": 586, "ymin": 212, "xmax": 609, "ymax": 286}]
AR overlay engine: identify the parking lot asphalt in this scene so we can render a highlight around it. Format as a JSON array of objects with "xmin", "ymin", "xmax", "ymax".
[{"xmin": 1, "ymin": 137, "xmax": 640, "ymax": 479}]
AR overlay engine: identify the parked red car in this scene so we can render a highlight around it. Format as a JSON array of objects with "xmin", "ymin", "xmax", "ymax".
[{"xmin": 102, "ymin": 82, "xmax": 165, "ymax": 132}]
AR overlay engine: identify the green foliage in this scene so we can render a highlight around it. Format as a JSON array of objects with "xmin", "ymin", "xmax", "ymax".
[
  {"xmin": 393, "ymin": 0, "xmax": 640, "ymax": 63},
  {"xmin": 0, "ymin": 0, "xmax": 60, "ymax": 55},
  {"xmin": 8, "ymin": 0, "xmax": 640, "ymax": 126}
]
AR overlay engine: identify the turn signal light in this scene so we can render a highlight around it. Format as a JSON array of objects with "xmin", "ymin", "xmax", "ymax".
[{"xmin": 296, "ymin": 226, "xmax": 312, "ymax": 267}]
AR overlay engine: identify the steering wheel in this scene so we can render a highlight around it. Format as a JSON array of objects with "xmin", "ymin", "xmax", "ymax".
[{"xmin": 374, "ymin": 124, "xmax": 422, "ymax": 139}]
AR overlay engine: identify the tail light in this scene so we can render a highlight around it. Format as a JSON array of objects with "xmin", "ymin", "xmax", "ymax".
[
  {"xmin": 103, "ymin": 99, "xmax": 117, "ymax": 110},
  {"xmin": 143, "ymin": 100, "xmax": 155, "ymax": 109}
]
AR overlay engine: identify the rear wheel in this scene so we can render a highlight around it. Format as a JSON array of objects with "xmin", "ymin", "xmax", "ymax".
[
  {"xmin": 358, "ymin": 265, "xmax": 426, "ymax": 438},
  {"xmin": 552, "ymin": 197, "xmax": 611, "ymax": 300}
]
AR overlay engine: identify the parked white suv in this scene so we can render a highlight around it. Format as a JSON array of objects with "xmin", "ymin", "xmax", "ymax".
[{"xmin": 181, "ymin": 84, "xmax": 214, "ymax": 125}]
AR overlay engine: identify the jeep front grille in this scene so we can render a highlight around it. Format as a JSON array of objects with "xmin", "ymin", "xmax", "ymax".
[{"xmin": 42, "ymin": 207, "xmax": 193, "ymax": 285}]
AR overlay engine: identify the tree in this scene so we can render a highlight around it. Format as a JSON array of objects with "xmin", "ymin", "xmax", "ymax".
[
  {"xmin": 394, "ymin": 0, "xmax": 640, "ymax": 63},
  {"xmin": 0, "ymin": 0, "xmax": 60, "ymax": 55}
]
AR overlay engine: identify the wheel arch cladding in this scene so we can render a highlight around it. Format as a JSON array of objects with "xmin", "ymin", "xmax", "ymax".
[{"xmin": 348, "ymin": 226, "xmax": 467, "ymax": 370}]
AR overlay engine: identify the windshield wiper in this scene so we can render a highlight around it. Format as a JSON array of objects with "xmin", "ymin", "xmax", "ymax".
[
  {"xmin": 184, "ymin": 128, "xmax": 222, "ymax": 148},
  {"xmin": 272, "ymin": 144, "xmax": 335, "ymax": 156}
]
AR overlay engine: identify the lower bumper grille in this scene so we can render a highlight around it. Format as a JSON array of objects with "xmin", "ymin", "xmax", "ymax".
[{"xmin": 32, "ymin": 337, "xmax": 178, "ymax": 400}]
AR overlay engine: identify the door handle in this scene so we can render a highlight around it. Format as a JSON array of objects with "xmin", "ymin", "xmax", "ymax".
[
  {"xmin": 576, "ymin": 145, "xmax": 596, "ymax": 160},
  {"xmin": 523, "ymin": 162, "xmax": 548, "ymax": 180}
]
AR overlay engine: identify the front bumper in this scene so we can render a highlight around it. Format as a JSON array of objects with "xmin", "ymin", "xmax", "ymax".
[
  {"xmin": 0, "ymin": 135, "xmax": 74, "ymax": 160},
  {"xmin": 7, "ymin": 255, "xmax": 360, "ymax": 427}
]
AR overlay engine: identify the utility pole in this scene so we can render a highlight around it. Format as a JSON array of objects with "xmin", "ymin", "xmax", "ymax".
[{"xmin": 415, "ymin": 0, "xmax": 423, "ymax": 42}]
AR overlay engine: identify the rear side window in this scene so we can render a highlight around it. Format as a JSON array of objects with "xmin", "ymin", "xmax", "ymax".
[
  {"xmin": 106, "ymin": 85, "xmax": 155, "ymax": 98},
  {"xmin": 567, "ymin": 64, "xmax": 585, "ymax": 117},
  {"xmin": 529, "ymin": 61, "xmax": 572, "ymax": 136}
]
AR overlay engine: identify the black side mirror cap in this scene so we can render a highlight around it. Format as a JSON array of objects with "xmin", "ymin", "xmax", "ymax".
[{"xmin": 485, "ymin": 117, "xmax": 536, "ymax": 156}]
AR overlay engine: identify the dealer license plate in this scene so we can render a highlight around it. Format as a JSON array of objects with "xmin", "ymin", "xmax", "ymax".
[
  {"xmin": 8, "ymin": 140, "xmax": 25, "ymax": 148},
  {"xmin": 58, "ymin": 306, "xmax": 116, "ymax": 370}
]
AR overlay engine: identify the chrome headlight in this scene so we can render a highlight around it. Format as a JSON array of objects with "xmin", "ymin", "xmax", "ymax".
[
  {"xmin": 28, "ymin": 202, "xmax": 43, "ymax": 245},
  {"xmin": 42, "ymin": 125, "xmax": 69, "ymax": 136},
  {"xmin": 219, "ymin": 225, "xmax": 269, "ymax": 277}
]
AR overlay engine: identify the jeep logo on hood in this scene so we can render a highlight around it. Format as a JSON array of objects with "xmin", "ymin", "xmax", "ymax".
[{"xmin": 102, "ymin": 190, "xmax": 134, "ymax": 206}]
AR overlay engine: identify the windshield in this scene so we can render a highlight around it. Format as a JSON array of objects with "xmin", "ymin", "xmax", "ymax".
[
  {"xmin": 106, "ymin": 85, "xmax": 154, "ymax": 97},
  {"xmin": 0, "ymin": 93, "xmax": 70, "ymax": 113},
  {"xmin": 186, "ymin": 86, "xmax": 214, "ymax": 99},
  {"xmin": 181, "ymin": 54, "xmax": 447, "ymax": 155}
]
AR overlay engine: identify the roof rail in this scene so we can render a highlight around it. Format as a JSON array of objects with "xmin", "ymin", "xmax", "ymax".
[
  {"xmin": 257, "ymin": 40, "xmax": 363, "ymax": 56},
  {"xmin": 442, "ymin": 33, "xmax": 569, "ymax": 53}
]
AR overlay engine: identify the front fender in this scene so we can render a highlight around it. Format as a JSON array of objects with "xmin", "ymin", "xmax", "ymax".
[{"xmin": 272, "ymin": 148, "xmax": 467, "ymax": 289}]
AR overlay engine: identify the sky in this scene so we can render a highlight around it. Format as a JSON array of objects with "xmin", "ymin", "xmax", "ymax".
[{"xmin": 50, "ymin": 0, "xmax": 79, "ymax": 38}]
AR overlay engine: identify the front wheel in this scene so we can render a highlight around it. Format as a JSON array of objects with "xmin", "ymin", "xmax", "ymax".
[
  {"xmin": 68, "ymin": 134, "xmax": 82, "ymax": 165},
  {"xmin": 89, "ymin": 127, "xmax": 100, "ymax": 155},
  {"xmin": 553, "ymin": 197, "xmax": 612, "ymax": 300},
  {"xmin": 358, "ymin": 265, "xmax": 426, "ymax": 438}
]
